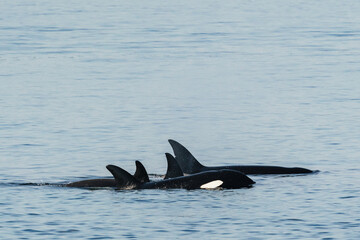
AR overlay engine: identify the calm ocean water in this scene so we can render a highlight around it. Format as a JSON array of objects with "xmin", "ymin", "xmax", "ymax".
[{"xmin": 1, "ymin": 0, "xmax": 360, "ymax": 239}]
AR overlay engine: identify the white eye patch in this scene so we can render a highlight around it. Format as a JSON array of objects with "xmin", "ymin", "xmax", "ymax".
[{"xmin": 200, "ymin": 180, "xmax": 223, "ymax": 189}]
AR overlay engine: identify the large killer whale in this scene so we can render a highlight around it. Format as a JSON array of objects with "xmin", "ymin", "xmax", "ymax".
[
  {"xmin": 106, "ymin": 153, "xmax": 255, "ymax": 190},
  {"xmin": 168, "ymin": 139, "xmax": 314, "ymax": 175}
]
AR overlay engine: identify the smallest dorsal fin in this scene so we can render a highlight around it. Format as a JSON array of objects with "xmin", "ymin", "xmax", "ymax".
[
  {"xmin": 106, "ymin": 165, "xmax": 140, "ymax": 189},
  {"xmin": 134, "ymin": 161, "xmax": 150, "ymax": 183},
  {"xmin": 164, "ymin": 153, "xmax": 184, "ymax": 179}
]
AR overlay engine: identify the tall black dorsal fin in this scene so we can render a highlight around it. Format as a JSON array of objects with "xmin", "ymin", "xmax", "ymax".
[
  {"xmin": 168, "ymin": 139, "xmax": 204, "ymax": 174},
  {"xmin": 106, "ymin": 165, "xmax": 140, "ymax": 189},
  {"xmin": 134, "ymin": 160, "xmax": 150, "ymax": 183},
  {"xmin": 164, "ymin": 153, "xmax": 184, "ymax": 179}
]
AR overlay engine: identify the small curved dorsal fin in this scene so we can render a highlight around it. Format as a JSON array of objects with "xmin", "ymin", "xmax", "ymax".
[
  {"xmin": 168, "ymin": 139, "xmax": 204, "ymax": 174},
  {"xmin": 134, "ymin": 160, "xmax": 150, "ymax": 183},
  {"xmin": 106, "ymin": 164, "xmax": 140, "ymax": 189},
  {"xmin": 164, "ymin": 153, "xmax": 184, "ymax": 179}
]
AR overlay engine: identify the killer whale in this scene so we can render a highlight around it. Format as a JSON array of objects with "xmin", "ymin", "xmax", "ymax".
[
  {"xmin": 66, "ymin": 152, "xmax": 241, "ymax": 188},
  {"xmin": 66, "ymin": 160, "xmax": 150, "ymax": 188},
  {"xmin": 106, "ymin": 153, "xmax": 255, "ymax": 190},
  {"xmin": 168, "ymin": 139, "xmax": 314, "ymax": 175},
  {"xmin": 65, "ymin": 178, "xmax": 116, "ymax": 188}
]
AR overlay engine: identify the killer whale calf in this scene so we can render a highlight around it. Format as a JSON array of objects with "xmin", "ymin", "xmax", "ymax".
[
  {"xmin": 168, "ymin": 139, "xmax": 314, "ymax": 175},
  {"xmin": 106, "ymin": 153, "xmax": 255, "ymax": 190},
  {"xmin": 66, "ymin": 160, "xmax": 149, "ymax": 188}
]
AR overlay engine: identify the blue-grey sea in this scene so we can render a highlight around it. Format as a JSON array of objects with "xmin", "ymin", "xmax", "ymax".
[{"xmin": 1, "ymin": 1, "xmax": 360, "ymax": 239}]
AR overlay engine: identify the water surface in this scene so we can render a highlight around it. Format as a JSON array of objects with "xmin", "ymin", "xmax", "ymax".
[{"xmin": 1, "ymin": 0, "xmax": 360, "ymax": 239}]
